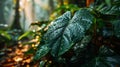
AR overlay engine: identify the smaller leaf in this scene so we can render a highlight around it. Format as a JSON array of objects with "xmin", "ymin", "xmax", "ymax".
[
  {"xmin": 18, "ymin": 31, "xmax": 33, "ymax": 40},
  {"xmin": 0, "ymin": 30, "xmax": 11, "ymax": 40},
  {"xmin": 99, "ymin": 45, "xmax": 115, "ymax": 57},
  {"xmin": 34, "ymin": 45, "xmax": 50, "ymax": 61}
]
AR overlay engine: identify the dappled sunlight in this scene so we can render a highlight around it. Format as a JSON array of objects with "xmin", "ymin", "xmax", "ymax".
[
  {"xmin": 13, "ymin": 56, "xmax": 23, "ymax": 62},
  {"xmin": 0, "ymin": 43, "xmax": 37, "ymax": 67}
]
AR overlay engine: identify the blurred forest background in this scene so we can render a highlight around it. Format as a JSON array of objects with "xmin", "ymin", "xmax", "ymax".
[{"xmin": 0, "ymin": 0, "xmax": 86, "ymax": 31}]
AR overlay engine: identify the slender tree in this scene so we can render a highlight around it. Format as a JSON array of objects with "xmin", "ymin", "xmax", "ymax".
[{"xmin": 11, "ymin": 0, "xmax": 21, "ymax": 30}]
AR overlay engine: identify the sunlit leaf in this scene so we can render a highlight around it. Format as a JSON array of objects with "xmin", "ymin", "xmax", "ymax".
[
  {"xmin": 18, "ymin": 31, "xmax": 33, "ymax": 40},
  {"xmin": 41, "ymin": 8, "xmax": 95, "ymax": 57},
  {"xmin": 0, "ymin": 30, "xmax": 11, "ymax": 41}
]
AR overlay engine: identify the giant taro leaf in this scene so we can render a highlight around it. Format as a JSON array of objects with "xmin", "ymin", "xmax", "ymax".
[
  {"xmin": 43, "ymin": 9, "xmax": 95, "ymax": 57},
  {"xmin": 35, "ymin": 9, "xmax": 95, "ymax": 59}
]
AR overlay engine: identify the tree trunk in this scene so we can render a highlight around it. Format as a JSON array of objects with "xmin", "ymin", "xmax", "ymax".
[
  {"xmin": 11, "ymin": 0, "xmax": 21, "ymax": 30},
  {"xmin": 0, "ymin": 0, "xmax": 6, "ymax": 24}
]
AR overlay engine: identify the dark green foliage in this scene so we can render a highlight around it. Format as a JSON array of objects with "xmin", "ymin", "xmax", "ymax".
[
  {"xmin": 34, "ymin": 0, "xmax": 120, "ymax": 67},
  {"xmin": 112, "ymin": 20, "xmax": 120, "ymax": 38},
  {"xmin": 83, "ymin": 46, "xmax": 120, "ymax": 67}
]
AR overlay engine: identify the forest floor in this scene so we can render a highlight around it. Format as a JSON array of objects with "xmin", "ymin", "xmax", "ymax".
[{"xmin": 0, "ymin": 43, "xmax": 39, "ymax": 67}]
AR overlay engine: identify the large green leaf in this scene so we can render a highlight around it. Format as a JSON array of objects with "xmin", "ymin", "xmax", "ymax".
[{"xmin": 43, "ymin": 9, "xmax": 95, "ymax": 57}]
